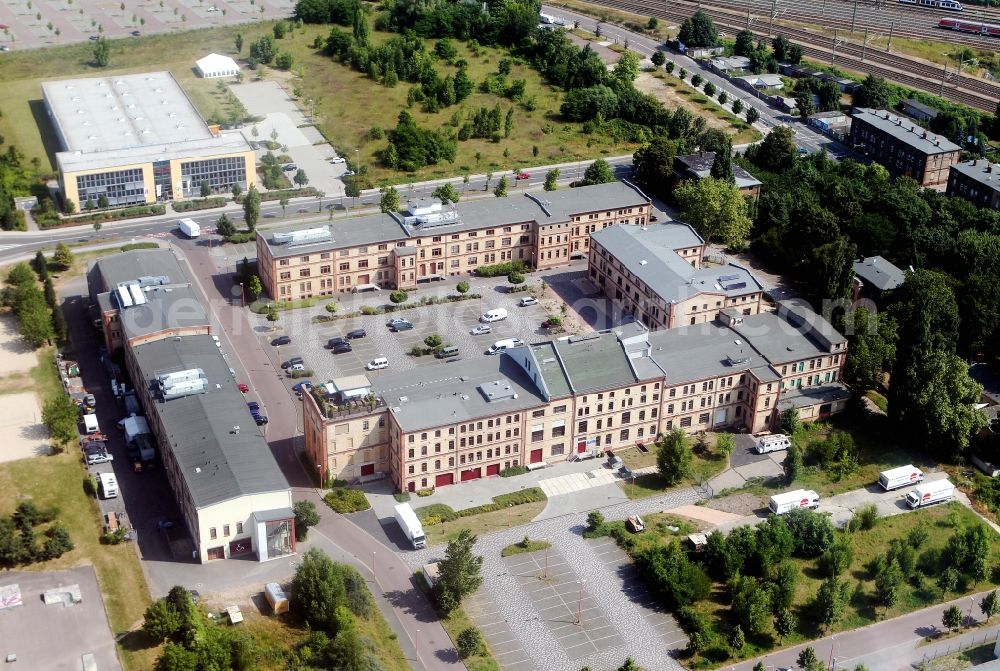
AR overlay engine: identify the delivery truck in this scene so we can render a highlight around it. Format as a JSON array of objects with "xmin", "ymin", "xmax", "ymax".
[
  {"xmin": 394, "ymin": 503, "xmax": 426, "ymax": 550},
  {"xmin": 905, "ymin": 479, "xmax": 954, "ymax": 509},
  {"xmin": 878, "ymin": 465, "xmax": 924, "ymax": 491},
  {"xmin": 768, "ymin": 489, "xmax": 820, "ymax": 515},
  {"xmin": 178, "ymin": 218, "xmax": 200, "ymax": 238}
]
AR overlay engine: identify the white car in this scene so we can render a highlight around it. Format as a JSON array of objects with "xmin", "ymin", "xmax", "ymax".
[
  {"xmin": 331, "ymin": 156, "xmax": 346, "ymax": 164},
  {"xmin": 86, "ymin": 450, "xmax": 114, "ymax": 465},
  {"xmin": 518, "ymin": 296, "xmax": 539, "ymax": 307},
  {"xmin": 470, "ymin": 324, "xmax": 492, "ymax": 335},
  {"xmin": 289, "ymin": 363, "xmax": 305, "ymax": 372}
]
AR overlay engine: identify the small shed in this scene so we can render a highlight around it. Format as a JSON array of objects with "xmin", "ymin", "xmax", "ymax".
[
  {"xmin": 422, "ymin": 562, "xmax": 441, "ymax": 589},
  {"xmin": 687, "ymin": 533, "xmax": 708, "ymax": 552},
  {"xmin": 226, "ymin": 605, "xmax": 244, "ymax": 624},
  {"xmin": 901, "ymin": 98, "xmax": 938, "ymax": 121},
  {"xmin": 264, "ymin": 582, "xmax": 289, "ymax": 615},
  {"xmin": 196, "ymin": 53, "xmax": 241, "ymax": 79}
]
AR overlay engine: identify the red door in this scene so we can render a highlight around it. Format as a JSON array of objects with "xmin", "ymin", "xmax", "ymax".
[
  {"xmin": 407, "ymin": 481, "xmax": 415, "ymax": 492},
  {"xmin": 207, "ymin": 546, "xmax": 225, "ymax": 561},
  {"xmin": 486, "ymin": 464, "xmax": 500, "ymax": 476},
  {"xmin": 460, "ymin": 468, "xmax": 481, "ymax": 481},
  {"xmin": 229, "ymin": 538, "xmax": 252, "ymax": 557},
  {"xmin": 360, "ymin": 463, "xmax": 375, "ymax": 476},
  {"xmin": 435, "ymin": 473, "xmax": 454, "ymax": 487},
  {"xmin": 530, "ymin": 448, "xmax": 543, "ymax": 463},
  {"xmin": 577, "ymin": 441, "xmax": 587, "ymax": 453}
]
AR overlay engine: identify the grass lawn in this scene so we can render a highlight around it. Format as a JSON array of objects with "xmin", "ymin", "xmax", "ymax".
[
  {"xmin": 416, "ymin": 570, "xmax": 500, "ymax": 671},
  {"xmin": 501, "ymin": 538, "xmax": 552, "ymax": 557},
  {"xmin": 617, "ymin": 436, "xmax": 729, "ymax": 500},
  {"xmin": 683, "ymin": 503, "xmax": 1000, "ymax": 668},
  {"xmin": 420, "ymin": 501, "xmax": 548, "ymax": 547}
]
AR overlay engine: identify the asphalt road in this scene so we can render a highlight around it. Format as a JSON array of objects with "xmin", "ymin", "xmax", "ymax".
[{"xmin": 542, "ymin": 4, "xmax": 848, "ymax": 157}]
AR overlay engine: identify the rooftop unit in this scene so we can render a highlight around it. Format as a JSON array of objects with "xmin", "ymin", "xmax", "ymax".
[
  {"xmin": 116, "ymin": 285, "xmax": 134, "ymax": 308},
  {"xmin": 127, "ymin": 283, "xmax": 148, "ymax": 306},
  {"xmin": 136, "ymin": 275, "xmax": 171, "ymax": 287},
  {"xmin": 156, "ymin": 367, "xmax": 208, "ymax": 400},
  {"xmin": 402, "ymin": 208, "xmax": 460, "ymax": 229},
  {"xmin": 478, "ymin": 379, "xmax": 518, "ymax": 402},
  {"xmin": 272, "ymin": 226, "xmax": 332, "ymax": 246}
]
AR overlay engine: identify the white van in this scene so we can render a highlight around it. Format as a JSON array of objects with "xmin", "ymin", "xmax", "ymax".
[
  {"xmin": 480, "ymin": 308, "xmax": 508, "ymax": 323},
  {"xmin": 365, "ymin": 357, "xmax": 389, "ymax": 371},
  {"xmin": 754, "ymin": 434, "xmax": 791, "ymax": 454},
  {"xmin": 98, "ymin": 472, "xmax": 119, "ymax": 499},
  {"xmin": 487, "ymin": 338, "xmax": 525, "ymax": 355},
  {"xmin": 768, "ymin": 489, "xmax": 820, "ymax": 515},
  {"xmin": 82, "ymin": 413, "xmax": 100, "ymax": 434}
]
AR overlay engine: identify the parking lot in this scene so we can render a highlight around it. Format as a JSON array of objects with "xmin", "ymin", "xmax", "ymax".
[{"xmin": 260, "ymin": 284, "xmax": 551, "ymax": 387}]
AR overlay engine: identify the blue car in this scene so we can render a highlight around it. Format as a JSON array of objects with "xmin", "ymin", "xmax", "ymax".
[
  {"xmin": 247, "ymin": 401, "xmax": 260, "ymax": 412},
  {"xmin": 292, "ymin": 380, "xmax": 313, "ymax": 393}
]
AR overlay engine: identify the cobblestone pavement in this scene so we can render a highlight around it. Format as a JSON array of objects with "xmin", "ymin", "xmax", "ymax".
[{"xmin": 403, "ymin": 487, "xmax": 704, "ymax": 671}]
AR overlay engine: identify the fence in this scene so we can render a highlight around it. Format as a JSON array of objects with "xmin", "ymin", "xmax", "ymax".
[{"xmin": 919, "ymin": 630, "xmax": 998, "ymax": 668}]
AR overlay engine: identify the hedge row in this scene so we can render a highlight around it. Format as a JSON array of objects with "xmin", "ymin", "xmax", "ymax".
[
  {"xmin": 324, "ymin": 487, "xmax": 371, "ymax": 513},
  {"xmin": 474, "ymin": 260, "xmax": 530, "ymax": 278},
  {"xmin": 54, "ymin": 204, "xmax": 167, "ymax": 228},
  {"xmin": 173, "ymin": 197, "xmax": 226, "ymax": 212},
  {"xmin": 415, "ymin": 487, "xmax": 546, "ymax": 526},
  {"xmin": 236, "ymin": 187, "xmax": 319, "ymax": 203},
  {"xmin": 312, "ymin": 293, "xmax": 482, "ymax": 323}
]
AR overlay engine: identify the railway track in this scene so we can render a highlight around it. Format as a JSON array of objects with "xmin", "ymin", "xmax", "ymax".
[{"xmin": 581, "ymin": 0, "xmax": 999, "ymax": 110}]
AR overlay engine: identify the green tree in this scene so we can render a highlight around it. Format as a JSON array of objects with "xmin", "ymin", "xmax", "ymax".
[
  {"xmin": 344, "ymin": 178, "xmax": 362, "ymax": 205},
  {"xmin": 379, "ymin": 185, "xmax": 400, "ymax": 213},
  {"xmin": 819, "ymin": 539, "xmax": 854, "ymax": 577},
  {"xmin": 617, "ymin": 658, "xmax": 643, "ymax": 671},
  {"xmin": 747, "ymin": 125, "xmax": 797, "ymax": 173},
  {"xmin": 143, "ymin": 598, "xmax": 182, "ymax": 642},
  {"xmin": 814, "ymin": 577, "xmax": 849, "ymax": 631},
  {"xmin": 199, "ymin": 180, "xmax": 211, "ymax": 198},
  {"xmin": 19, "ymin": 293, "xmax": 55, "ymax": 348},
  {"xmin": 544, "ymin": 169, "xmax": 559, "ymax": 192},
  {"xmin": 293, "ymin": 500, "xmax": 320, "ymax": 541},
  {"xmin": 874, "ymin": 559, "xmax": 903, "ymax": 612},
  {"xmin": 243, "ymin": 184, "xmax": 260, "ymax": 231},
  {"xmin": 728, "ymin": 624, "xmax": 746, "ymax": 653},
  {"xmin": 772, "ymin": 562, "xmax": 799, "ymax": 610},
  {"xmin": 97, "ymin": 194, "xmax": 109, "ymax": 209},
  {"xmin": 844, "ymin": 307, "xmax": 897, "ymax": 392},
  {"xmin": 709, "ymin": 136, "xmax": 733, "ymax": 182},
  {"xmin": 774, "ymin": 607, "xmax": 797, "ymax": 643},
  {"xmin": 772, "ymin": 34, "xmax": 791, "ymax": 61},
  {"xmin": 715, "ymin": 433, "xmax": 734, "ymax": 460},
  {"xmin": 52, "ymin": 242, "xmax": 73, "ymax": 270},
  {"xmin": 651, "ymin": 50, "xmax": 665, "ymax": 67},
  {"xmin": 734, "ymin": 29, "xmax": 755, "ymax": 56},
  {"xmin": 587, "ymin": 510, "xmax": 605, "ymax": 531},
  {"xmin": 290, "ymin": 548, "xmax": 347, "ymax": 632},
  {"xmin": 677, "ymin": 10, "xmax": 718, "ymax": 47},
  {"xmin": 786, "ymin": 508, "xmax": 834, "ymax": 557},
  {"xmin": 732, "ymin": 98, "xmax": 744, "ymax": 114},
  {"xmin": 389, "ymin": 290, "xmax": 407, "ymax": 304},
  {"xmin": 507, "ymin": 270, "xmax": 525, "ymax": 286},
  {"xmin": 980, "ymin": 590, "xmax": 999, "ymax": 622},
  {"xmin": 942, "ymin": 604, "xmax": 963, "ymax": 631},
  {"xmin": 612, "ymin": 50, "xmax": 641, "ymax": 85},
  {"xmin": 235, "ymin": 32, "xmax": 243, "ymax": 53},
  {"xmin": 504, "ymin": 108, "xmax": 514, "ymax": 138},
  {"xmin": 456, "ymin": 627, "xmax": 483, "ymax": 658},
  {"xmin": 215, "ymin": 213, "xmax": 236, "ymax": 238},
  {"xmin": 279, "ymin": 195, "xmax": 289, "ymax": 217},
  {"xmin": 632, "ymin": 137, "xmax": 677, "ymax": 197},
  {"xmin": 655, "ymin": 429, "xmax": 691, "ymax": 486},
  {"xmin": 433, "ymin": 183, "xmax": 460, "ymax": 204},
  {"xmin": 232, "ymin": 182, "xmax": 242, "ymax": 199},
  {"xmin": 493, "ymin": 175, "xmax": 508, "ymax": 198},
  {"xmin": 434, "ymin": 529, "xmax": 483, "ymax": 615},
  {"xmin": 746, "ymin": 106, "xmax": 760, "ymax": 124},
  {"xmin": 64, "ymin": 198, "xmax": 76, "ymax": 215},
  {"xmin": 855, "ymin": 74, "xmax": 893, "ymax": 109},
  {"xmin": 424, "ymin": 334, "xmax": 443, "ymax": 349},
  {"xmin": 674, "ymin": 177, "xmax": 752, "ymax": 248},
  {"xmin": 456, "ymin": 280, "xmax": 470, "ymax": 295},
  {"xmin": 691, "ymin": 73, "xmax": 703, "ymax": 87},
  {"xmin": 938, "ymin": 566, "xmax": 959, "ymax": 600},
  {"xmin": 93, "ymin": 36, "xmax": 109, "ymax": 66},
  {"xmin": 703, "ymin": 81, "xmax": 716, "ymax": 97},
  {"xmin": 294, "ymin": 168, "xmax": 308, "ymax": 187},
  {"xmin": 42, "ymin": 522, "xmax": 73, "ymax": 559},
  {"xmin": 156, "ymin": 642, "xmax": 198, "ymax": 671},
  {"xmin": 42, "ymin": 391, "xmax": 78, "ymax": 444},
  {"xmin": 582, "ymin": 159, "xmax": 615, "ymax": 186},
  {"xmin": 352, "ymin": 4, "xmax": 369, "ymax": 44},
  {"xmin": 781, "ymin": 407, "xmax": 802, "ymax": 434},
  {"xmin": 32, "ymin": 251, "xmax": 48, "ymax": 280},
  {"xmin": 247, "ymin": 274, "xmax": 262, "ymax": 299},
  {"xmin": 798, "ymin": 647, "xmax": 823, "ymax": 671}
]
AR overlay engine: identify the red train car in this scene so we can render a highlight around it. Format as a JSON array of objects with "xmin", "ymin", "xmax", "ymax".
[{"xmin": 938, "ymin": 17, "xmax": 1000, "ymax": 36}]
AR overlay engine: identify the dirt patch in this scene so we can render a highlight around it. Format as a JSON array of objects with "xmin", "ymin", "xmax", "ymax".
[
  {"xmin": 0, "ymin": 314, "xmax": 40, "ymax": 375},
  {"xmin": 0, "ymin": 392, "xmax": 51, "ymax": 462},
  {"xmin": 635, "ymin": 72, "xmax": 734, "ymax": 134},
  {"xmin": 705, "ymin": 492, "xmax": 767, "ymax": 516},
  {"xmin": 663, "ymin": 504, "xmax": 743, "ymax": 527}
]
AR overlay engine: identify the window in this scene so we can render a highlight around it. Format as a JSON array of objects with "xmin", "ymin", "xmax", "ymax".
[
  {"xmin": 532, "ymin": 409, "xmax": 545, "ymax": 418},
  {"xmin": 553, "ymin": 404, "xmax": 567, "ymax": 413},
  {"xmin": 531, "ymin": 428, "xmax": 544, "ymax": 442},
  {"xmin": 620, "ymin": 429, "xmax": 629, "ymax": 441},
  {"xmin": 552, "ymin": 424, "xmax": 565, "ymax": 437},
  {"xmin": 699, "ymin": 413, "xmax": 710, "ymax": 424},
  {"xmin": 223, "ymin": 524, "xmax": 230, "ymax": 537},
  {"xmin": 236, "ymin": 522, "xmax": 243, "ymax": 534},
  {"xmin": 680, "ymin": 417, "xmax": 692, "ymax": 427},
  {"xmin": 209, "ymin": 527, "xmax": 217, "ymax": 540},
  {"xmin": 551, "ymin": 443, "xmax": 565, "ymax": 456},
  {"xmin": 578, "ymin": 420, "xmax": 588, "ymax": 433},
  {"xmin": 621, "ymin": 411, "xmax": 631, "ymax": 424}
]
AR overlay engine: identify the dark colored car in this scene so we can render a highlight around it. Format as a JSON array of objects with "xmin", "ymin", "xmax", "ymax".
[
  {"xmin": 326, "ymin": 337, "xmax": 348, "ymax": 349},
  {"xmin": 332, "ymin": 343, "xmax": 353, "ymax": 354},
  {"xmin": 271, "ymin": 335, "xmax": 291, "ymax": 346},
  {"xmin": 247, "ymin": 401, "xmax": 260, "ymax": 412},
  {"xmin": 280, "ymin": 357, "xmax": 304, "ymax": 369},
  {"xmin": 391, "ymin": 321, "xmax": 414, "ymax": 332},
  {"xmin": 253, "ymin": 414, "xmax": 269, "ymax": 426},
  {"xmin": 346, "ymin": 329, "xmax": 367, "ymax": 339}
]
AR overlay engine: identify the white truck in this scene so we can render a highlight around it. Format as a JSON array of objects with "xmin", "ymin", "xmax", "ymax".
[
  {"xmin": 905, "ymin": 479, "xmax": 955, "ymax": 509},
  {"xmin": 754, "ymin": 434, "xmax": 791, "ymax": 454},
  {"xmin": 878, "ymin": 465, "xmax": 924, "ymax": 491},
  {"xmin": 178, "ymin": 218, "xmax": 200, "ymax": 238},
  {"xmin": 82, "ymin": 413, "xmax": 100, "ymax": 434},
  {"xmin": 768, "ymin": 489, "xmax": 820, "ymax": 515},
  {"xmin": 394, "ymin": 503, "xmax": 426, "ymax": 550}
]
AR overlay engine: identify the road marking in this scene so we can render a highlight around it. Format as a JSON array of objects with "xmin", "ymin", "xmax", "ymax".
[{"xmin": 0, "ymin": 244, "xmax": 21, "ymax": 252}]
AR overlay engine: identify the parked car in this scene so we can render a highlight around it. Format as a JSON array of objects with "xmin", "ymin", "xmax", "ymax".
[
  {"xmin": 292, "ymin": 381, "xmax": 313, "ymax": 393},
  {"xmin": 391, "ymin": 321, "xmax": 414, "ymax": 332},
  {"xmin": 331, "ymin": 156, "xmax": 346, "ymax": 164},
  {"xmin": 626, "ymin": 515, "xmax": 645, "ymax": 532},
  {"xmin": 253, "ymin": 414, "xmax": 269, "ymax": 426},
  {"xmin": 518, "ymin": 296, "xmax": 539, "ymax": 307},
  {"xmin": 326, "ymin": 337, "xmax": 348, "ymax": 349},
  {"xmin": 86, "ymin": 449, "xmax": 114, "ymax": 465},
  {"xmin": 618, "ymin": 466, "xmax": 634, "ymax": 480},
  {"xmin": 271, "ymin": 335, "xmax": 291, "ymax": 346},
  {"xmin": 366, "ymin": 357, "xmax": 389, "ymax": 371},
  {"xmin": 130, "ymin": 29, "xmax": 140, "ymax": 36},
  {"xmin": 387, "ymin": 317, "xmax": 410, "ymax": 327},
  {"xmin": 246, "ymin": 402, "xmax": 260, "ymax": 412},
  {"xmin": 237, "ymin": 383, "xmax": 249, "ymax": 394},
  {"xmin": 346, "ymin": 329, "xmax": 367, "ymax": 339},
  {"xmin": 283, "ymin": 163, "xmax": 298, "ymax": 172},
  {"xmin": 332, "ymin": 343, "xmax": 353, "ymax": 354},
  {"xmin": 515, "ymin": 172, "xmax": 531, "ymax": 180},
  {"xmin": 470, "ymin": 324, "xmax": 492, "ymax": 335},
  {"xmin": 289, "ymin": 363, "xmax": 306, "ymax": 372},
  {"xmin": 281, "ymin": 357, "xmax": 304, "ymax": 369}
]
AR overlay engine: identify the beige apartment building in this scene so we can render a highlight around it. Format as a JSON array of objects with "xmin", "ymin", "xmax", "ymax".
[
  {"xmin": 588, "ymin": 223, "xmax": 766, "ymax": 330},
  {"xmin": 256, "ymin": 182, "xmax": 652, "ymax": 301},
  {"xmin": 302, "ymin": 302, "xmax": 849, "ymax": 492}
]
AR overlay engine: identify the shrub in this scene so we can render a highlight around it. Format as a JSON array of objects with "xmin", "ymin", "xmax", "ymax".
[
  {"xmin": 172, "ymin": 197, "xmax": 225, "ymax": 212},
  {"xmin": 120, "ymin": 242, "xmax": 160, "ymax": 252},
  {"xmin": 456, "ymin": 627, "xmax": 484, "ymax": 658},
  {"xmin": 360, "ymin": 305, "xmax": 378, "ymax": 315},
  {"xmin": 325, "ymin": 302, "xmax": 338, "ymax": 314},
  {"xmin": 323, "ymin": 488, "xmax": 371, "ymax": 513},
  {"xmin": 416, "ymin": 487, "xmax": 435, "ymax": 497},
  {"xmin": 691, "ymin": 73, "xmax": 703, "ymax": 87},
  {"xmin": 507, "ymin": 271, "xmax": 525, "ymax": 285},
  {"xmin": 856, "ymin": 503, "xmax": 879, "ymax": 530},
  {"xmin": 499, "ymin": 465, "xmax": 528, "ymax": 477},
  {"xmin": 289, "ymin": 369, "xmax": 314, "ymax": 378},
  {"xmin": 474, "ymin": 260, "xmax": 529, "ymax": 278},
  {"xmin": 390, "ymin": 290, "xmax": 408, "ymax": 304},
  {"xmin": 587, "ymin": 511, "xmax": 605, "ymax": 531}
]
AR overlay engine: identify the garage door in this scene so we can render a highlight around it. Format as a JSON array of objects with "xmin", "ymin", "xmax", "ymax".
[
  {"xmin": 530, "ymin": 448, "xmax": 543, "ymax": 463},
  {"xmin": 460, "ymin": 468, "xmax": 481, "ymax": 482},
  {"xmin": 361, "ymin": 463, "xmax": 375, "ymax": 476},
  {"xmin": 486, "ymin": 464, "xmax": 500, "ymax": 476},
  {"xmin": 207, "ymin": 546, "xmax": 225, "ymax": 561},
  {"xmin": 435, "ymin": 473, "xmax": 454, "ymax": 487},
  {"xmin": 577, "ymin": 440, "xmax": 587, "ymax": 453}
]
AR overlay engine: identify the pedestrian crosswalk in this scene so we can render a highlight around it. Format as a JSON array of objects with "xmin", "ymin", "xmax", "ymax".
[{"xmin": 0, "ymin": 244, "xmax": 21, "ymax": 253}]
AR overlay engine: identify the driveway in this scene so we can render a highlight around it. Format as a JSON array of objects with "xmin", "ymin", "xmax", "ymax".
[{"xmin": 231, "ymin": 82, "xmax": 348, "ymax": 198}]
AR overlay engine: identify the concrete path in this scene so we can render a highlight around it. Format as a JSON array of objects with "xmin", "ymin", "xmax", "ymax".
[{"xmin": 663, "ymin": 504, "xmax": 743, "ymax": 527}]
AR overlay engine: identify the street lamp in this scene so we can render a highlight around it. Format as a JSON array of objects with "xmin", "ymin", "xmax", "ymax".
[
  {"xmin": 316, "ymin": 463, "xmax": 323, "ymax": 488},
  {"xmin": 371, "ymin": 550, "xmax": 377, "ymax": 583},
  {"xmin": 414, "ymin": 628, "xmax": 421, "ymax": 664},
  {"xmin": 238, "ymin": 282, "xmax": 244, "ymax": 307},
  {"xmin": 576, "ymin": 579, "xmax": 587, "ymax": 625},
  {"xmin": 506, "ymin": 503, "xmax": 513, "ymax": 527}
]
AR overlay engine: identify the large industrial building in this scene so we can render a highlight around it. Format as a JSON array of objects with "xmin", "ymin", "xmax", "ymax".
[
  {"xmin": 304, "ymin": 301, "xmax": 849, "ymax": 492},
  {"xmin": 847, "ymin": 108, "xmax": 961, "ymax": 187},
  {"xmin": 946, "ymin": 159, "xmax": 1000, "ymax": 210},
  {"xmin": 256, "ymin": 182, "xmax": 653, "ymax": 300},
  {"xmin": 88, "ymin": 249, "xmax": 293, "ymax": 562},
  {"xmin": 43, "ymin": 71, "xmax": 256, "ymax": 207}
]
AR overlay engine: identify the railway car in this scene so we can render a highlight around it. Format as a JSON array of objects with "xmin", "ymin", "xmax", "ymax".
[
  {"xmin": 938, "ymin": 17, "xmax": 1000, "ymax": 36},
  {"xmin": 901, "ymin": 0, "xmax": 963, "ymax": 10}
]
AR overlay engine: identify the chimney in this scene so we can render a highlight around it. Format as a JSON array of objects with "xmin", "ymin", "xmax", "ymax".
[{"xmin": 923, "ymin": 131, "xmax": 928, "ymax": 139}]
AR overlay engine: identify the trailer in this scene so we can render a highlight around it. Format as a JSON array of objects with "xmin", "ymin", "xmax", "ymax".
[
  {"xmin": 394, "ymin": 503, "xmax": 426, "ymax": 550},
  {"xmin": 178, "ymin": 218, "xmax": 200, "ymax": 238},
  {"xmin": 905, "ymin": 479, "xmax": 955, "ymax": 509},
  {"xmin": 878, "ymin": 465, "xmax": 924, "ymax": 491},
  {"xmin": 768, "ymin": 489, "xmax": 820, "ymax": 515}
]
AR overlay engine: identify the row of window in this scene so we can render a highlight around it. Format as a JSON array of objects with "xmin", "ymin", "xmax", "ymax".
[
  {"xmin": 208, "ymin": 521, "xmax": 244, "ymax": 540},
  {"xmin": 406, "ymin": 444, "xmax": 520, "ymax": 474}
]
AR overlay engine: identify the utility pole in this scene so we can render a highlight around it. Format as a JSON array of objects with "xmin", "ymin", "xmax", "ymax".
[
  {"xmin": 850, "ymin": 0, "xmax": 859, "ymax": 33},
  {"xmin": 860, "ymin": 27, "xmax": 868, "ymax": 62},
  {"xmin": 768, "ymin": 0, "xmax": 777, "ymax": 37},
  {"xmin": 746, "ymin": 0, "xmax": 751, "ymax": 30},
  {"xmin": 886, "ymin": 20, "xmax": 894, "ymax": 52},
  {"xmin": 940, "ymin": 60, "xmax": 948, "ymax": 97},
  {"xmin": 830, "ymin": 29, "xmax": 838, "ymax": 65}
]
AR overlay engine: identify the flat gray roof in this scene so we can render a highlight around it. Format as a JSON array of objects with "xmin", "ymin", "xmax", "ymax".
[
  {"xmin": 777, "ymin": 383, "xmax": 851, "ymax": 411},
  {"xmin": 591, "ymin": 224, "xmax": 763, "ymax": 302},
  {"xmin": 728, "ymin": 301, "xmax": 845, "ymax": 366},
  {"xmin": 374, "ymin": 355, "xmax": 547, "ymax": 432},
  {"xmin": 647, "ymin": 321, "xmax": 773, "ymax": 384},
  {"xmin": 902, "ymin": 98, "xmax": 938, "ymax": 118},
  {"xmin": 131, "ymin": 334, "xmax": 289, "ymax": 508},
  {"xmin": 118, "ymin": 285, "xmax": 209, "ymax": 341},
  {"xmin": 263, "ymin": 181, "xmax": 650, "ymax": 258},
  {"xmin": 853, "ymin": 256, "xmax": 906, "ymax": 291},
  {"xmin": 42, "ymin": 72, "xmax": 211, "ymax": 153},
  {"xmin": 852, "ymin": 108, "xmax": 961, "ymax": 154},
  {"xmin": 949, "ymin": 160, "xmax": 1000, "ymax": 194},
  {"xmin": 550, "ymin": 330, "xmax": 651, "ymax": 393},
  {"xmin": 56, "ymin": 134, "xmax": 253, "ymax": 174},
  {"xmin": 88, "ymin": 248, "xmax": 183, "ymax": 293},
  {"xmin": 526, "ymin": 341, "xmax": 573, "ymax": 399},
  {"xmin": 675, "ymin": 152, "xmax": 762, "ymax": 190}
]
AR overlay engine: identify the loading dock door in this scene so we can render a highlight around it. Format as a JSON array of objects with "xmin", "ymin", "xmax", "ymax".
[
  {"xmin": 486, "ymin": 464, "xmax": 500, "ymax": 476},
  {"xmin": 435, "ymin": 473, "xmax": 454, "ymax": 487},
  {"xmin": 530, "ymin": 448, "xmax": 543, "ymax": 463},
  {"xmin": 460, "ymin": 468, "xmax": 482, "ymax": 481}
]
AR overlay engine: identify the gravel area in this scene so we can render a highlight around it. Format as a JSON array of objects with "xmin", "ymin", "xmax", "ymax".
[{"xmin": 705, "ymin": 492, "xmax": 767, "ymax": 516}]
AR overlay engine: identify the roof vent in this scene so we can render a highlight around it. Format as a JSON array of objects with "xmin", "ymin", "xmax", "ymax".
[
  {"xmin": 195, "ymin": 467, "xmax": 201, "ymax": 473},
  {"xmin": 639, "ymin": 259, "xmax": 648, "ymax": 266}
]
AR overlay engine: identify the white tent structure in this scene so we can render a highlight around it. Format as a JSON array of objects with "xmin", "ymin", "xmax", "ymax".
[{"xmin": 196, "ymin": 53, "xmax": 240, "ymax": 79}]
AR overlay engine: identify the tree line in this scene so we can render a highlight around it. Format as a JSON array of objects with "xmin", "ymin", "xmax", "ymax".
[{"xmin": 0, "ymin": 501, "xmax": 74, "ymax": 568}]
